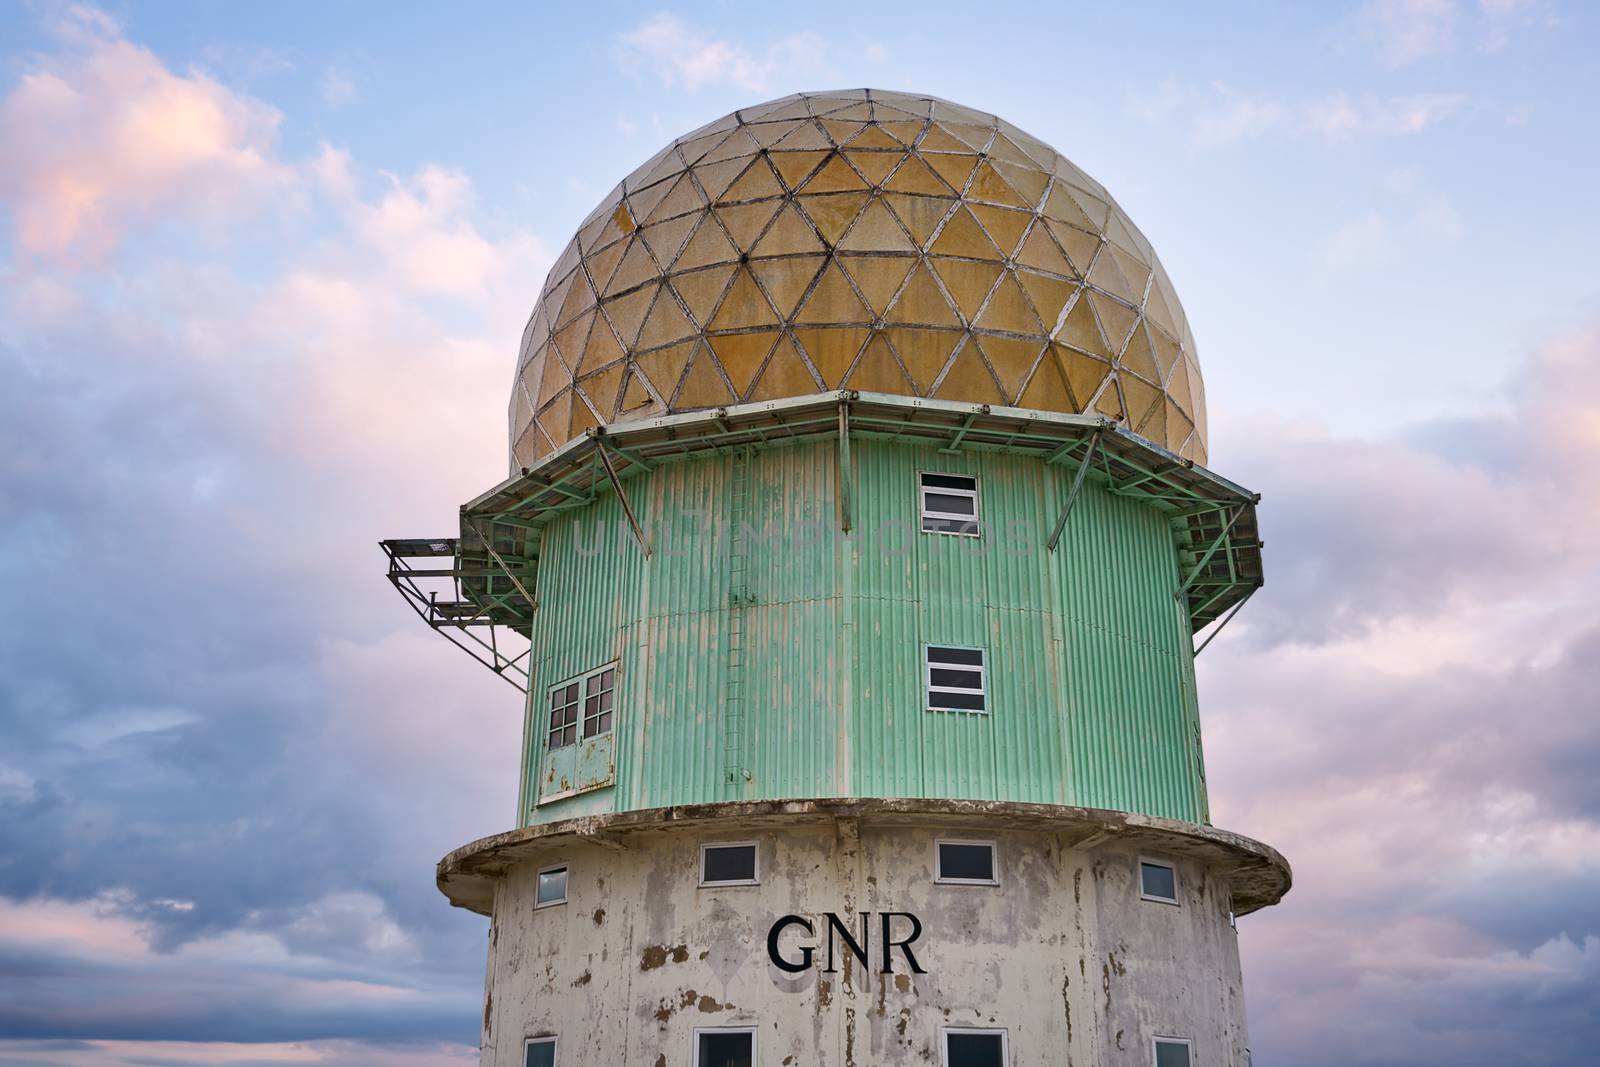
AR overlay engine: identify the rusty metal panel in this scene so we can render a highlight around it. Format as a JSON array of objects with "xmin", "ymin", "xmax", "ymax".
[{"xmin": 537, "ymin": 732, "xmax": 614, "ymax": 804}]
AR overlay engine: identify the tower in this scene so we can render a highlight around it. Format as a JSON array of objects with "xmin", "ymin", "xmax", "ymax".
[{"xmin": 383, "ymin": 90, "xmax": 1287, "ymax": 1067}]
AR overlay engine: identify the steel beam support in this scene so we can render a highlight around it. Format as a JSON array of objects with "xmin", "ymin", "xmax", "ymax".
[
  {"xmin": 1048, "ymin": 429, "xmax": 1102, "ymax": 553},
  {"xmin": 1194, "ymin": 585, "xmax": 1259, "ymax": 656},
  {"xmin": 381, "ymin": 549, "xmax": 530, "ymax": 692},
  {"xmin": 939, "ymin": 406, "xmax": 986, "ymax": 454},
  {"xmin": 464, "ymin": 517, "xmax": 541, "ymax": 613},
  {"xmin": 1109, "ymin": 463, "xmax": 1179, "ymax": 492},
  {"xmin": 837, "ymin": 400, "xmax": 853, "ymax": 533},
  {"xmin": 596, "ymin": 440, "xmax": 652, "ymax": 558},
  {"xmin": 1188, "ymin": 582, "xmax": 1236, "ymax": 621},
  {"xmin": 499, "ymin": 477, "xmax": 591, "ymax": 516},
  {"xmin": 1044, "ymin": 433, "xmax": 1087, "ymax": 466},
  {"xmin": 1177, "ymin": 505, "xmax": 1246, "ymax": 594},
  {"xmin": 608, "ymin": 444, "xmax": 656, "ymax": 473}
]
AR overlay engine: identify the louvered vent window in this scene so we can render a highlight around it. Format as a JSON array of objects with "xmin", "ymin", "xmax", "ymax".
[{"xmin": 925, "ymin": 645, "xmax": 987, "ymax": 713}]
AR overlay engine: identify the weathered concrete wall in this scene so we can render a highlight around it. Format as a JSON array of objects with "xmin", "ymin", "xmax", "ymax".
[{"xmin": 478, "ymin": 813, "xmax": 1249, "ymax": 1065}]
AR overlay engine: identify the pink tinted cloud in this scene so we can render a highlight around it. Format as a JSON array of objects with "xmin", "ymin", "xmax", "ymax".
[
  {"xmin": 0, "ymin": 5, "xmax": 550, "ymax": 505},
  {"xmin": 0, "ymin": 6, "xmax": 287, "ymax": 260},
  {"xmin": 0, "ymin": 1040, "xmax": 478, "ymax": 1066},
  {"xmin": 1200, "ymin": 323, "xmax": 1600, "ymax": 1062}
]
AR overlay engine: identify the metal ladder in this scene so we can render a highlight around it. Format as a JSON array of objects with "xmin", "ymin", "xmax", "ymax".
[{"xmin": 723, "ymin": 448, "xmax": 754, "ymax": 786}]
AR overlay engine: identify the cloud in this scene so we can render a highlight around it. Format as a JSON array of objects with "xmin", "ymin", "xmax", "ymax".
[
  {"xmin": 1322, "ymin": 209, "xmax": 1390, "ymax": 267},
  {"xmin": 0, "ymin": 6, "xmax": 288, "ymax": 259},
  {"xmin": 1203, "ymin": 322, "xmax": 1600, "ymax": 1063},
  {"xmin": 616, "ymin": 13, "xmax": 828, "ymax": 92},
  {"xmin": 0, "ymin": 1039, "xmax": 478, "ymax": 1067},
  {"xmin": 1, "ymin": 6, "xmax": 1596, "ymax": 1064},
  {"xmin": 1217, "ymin": 324, "xmax": 1600, "ymax": 647},
  {"xmin": 1138, "ymin": 80, "xmax": 1465, "ymax": 148},
  {"xmin": 0, "ymin": 889, "xmax": 481, "ymax": 1043},
  {"xmin": 1189, "ymin": 82, "xmax": 1286, "ymax": 148},
  {"xmin": 321, "ymin": 68, "xmax": 356, "ymax": 108},
  {"xmin": 0, "ymin": 5, "xmax": 539, "ymax": 1050},
  {"xmin": 1359, "ymin": 0, "xmax": 1552, "ymax": 64},
  {"xmin": 1361, "ymin": 0, "xmax": 1461, "ymax": 65},
  {"xmin": 1320, "ymin": 169, "xmax": 1465, "ymax": 269},
  {"xmin": 1305, "ymin": 91, "xmax": 1466, "ymax": 137},
  {"xmin": 346, "ymin": 165, "xmax": 509, "ymax": 297}
]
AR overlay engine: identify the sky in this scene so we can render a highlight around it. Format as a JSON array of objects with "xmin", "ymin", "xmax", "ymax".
[{"xmin": 0, "ymin": 1, "xmax": 1596, "ymax": 1064}]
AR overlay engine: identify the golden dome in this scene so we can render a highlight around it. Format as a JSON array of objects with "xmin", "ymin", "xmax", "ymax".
[{"xmin": 510, "ymin": 89, "xmax": 1206, "ymax": 470}]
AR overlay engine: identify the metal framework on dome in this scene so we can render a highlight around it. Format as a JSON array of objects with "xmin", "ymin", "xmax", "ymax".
[
  {"xmin": 510, "ymin": 88, "xmax": 1208, "ymax": 471},
  {"xmin": 384, "ymin": 391, "xmax": 1261, "ymax": 690}
]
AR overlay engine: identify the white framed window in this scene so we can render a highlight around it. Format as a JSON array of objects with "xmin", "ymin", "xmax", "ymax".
[
  {"xmin": 926, "ymin": 644, "xmax": 987, "ymax": 713},
  {"xmin": 1139, "ymin": 857, "xmax": 1178, "ymax": 905},
  {"xmin": 524, "ymin": 1036, "xmax": 557, "ymax": 1067},
  {"xmin": 694, "ymin": 1026, "xmax": 755, "ymax": 1067},
  {"xmin": 535, "ymin": 863, "xmax": 568, "ymax": 909},
  {"xmin": 1152, "ymin": 1036, "xmax": 1193, "ymax": 1067},
  {"xmin": 935, "ymin": 839, "xmax": 998, "ymax": 885},
  {"xmin": 700, "ymin": 841, "xmax": 759, "ymax": 887},
  {"xmin": 942, "ymin": 1027, "xmax": 1008, "ymax": 1067},
  {"xmin": 547, "ymin": 662, "xmax": 616, "ymax": 750},
  {"xmin": 920, "ymin": 472, "xmax": 981, "ymax": 536}
]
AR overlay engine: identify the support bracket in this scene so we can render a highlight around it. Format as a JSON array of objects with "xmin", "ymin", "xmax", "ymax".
[
  {"xmin": 596, "ymin": 436, "xmax": 652, "ymax": 558},
  {"xmin": 1177, "ymin": 505, "xmax": 1246, "ymax": 595},
  {"xmin": 464, "ymin": 518, "xmax": 540, "ymax": 613},
  {"xmin": 1047, "ymin": 429, "xmax": 1102, "ymax": 553},
  {"xmin": 1194, "ymin": 584, "xmax": 1259, "ymax": 656},
  {"xmin": 938, "ymin": 405, "xmax": 987, "ymax": 454},
  {"xmin": 837, "ymin": 398, "xmax": 853, "ymax": 533}
]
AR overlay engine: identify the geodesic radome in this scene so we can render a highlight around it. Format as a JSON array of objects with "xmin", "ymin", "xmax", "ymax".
[{"xmin": 509, "ymin": 89, "xmax": 1207, "ymax": 471}]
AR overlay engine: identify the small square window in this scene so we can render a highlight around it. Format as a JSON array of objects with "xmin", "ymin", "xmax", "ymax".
[
  {"xmin": 694, "ymin": 1027, "xmax": 755, "ymax": 1067},
  {"xmin": 935, "ymin": 840, "xmax": 998, "ymax": 885},
  {"xmin": 582, "ymin": 666, "xmax": 615, "ymax": 739},
  {"xmin": 1153, "ymin": 1036, "xmax": 1192, "ymax": 1067},
  {"xmin": 1139, "ymin": 859, "xmax": 1178, "ymax": 905},
  {"xmin": 700, "ymin": 842, "xmax": 759, "ymax": 886},
  {"xmin": 921, "ymin": 472, "xmax": 980, "ymax": 536},
  {"xmin": 926, "ymin": 645, "xmax": 987, "ymax": 713},
  {"xmin": 942, "ymin": 1027, "xmax": 1007, "ymax": 1067},
  {"xmin": 535, "ymin": 864, "xmax": 568, "ymax": 909},
  {"xmin": 524, "ymin": 1037, "xmax": 556, "ymax": 1067},
  {"xmin": 547, "ymin": 663, "xmax": 616, "ymax": 750}
]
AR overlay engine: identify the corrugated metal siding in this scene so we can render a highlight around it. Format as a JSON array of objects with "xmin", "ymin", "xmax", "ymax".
[
  {"xmin": 740, "ymin": 442, "xmax": 844, "ymax": 800},
  {"xmin": 1047, "ymin": 471, "xmax": 1205, "ymax": 821},
  {"xmin": 521, "ymin": 436, "xmax": 1207, "ymax": 826}
]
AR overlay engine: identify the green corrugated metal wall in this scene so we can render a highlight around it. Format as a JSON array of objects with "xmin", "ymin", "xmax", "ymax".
[{"xmin": 522, "ymin": 436, "xmax": 1208, "ymax": 826}]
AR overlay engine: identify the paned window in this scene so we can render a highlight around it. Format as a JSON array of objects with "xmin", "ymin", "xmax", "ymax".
[
  {"xmin": 926, "ymin": 645, "xmax": 987, "ymax": 713},
  {"xmin": 921, "ymin": 472, "xmax": 980, "ymax": 536},
  {"xmin": 547, "ymin": 663, "xmax": 616, "ymax": 749}
]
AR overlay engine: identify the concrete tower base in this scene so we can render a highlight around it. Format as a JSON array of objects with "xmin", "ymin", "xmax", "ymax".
[{"xmin": 439, "ymin": 799, "xmax": 1290, "ymax": 1066}]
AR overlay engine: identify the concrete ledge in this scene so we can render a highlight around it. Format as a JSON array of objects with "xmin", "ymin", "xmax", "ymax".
[{"xmin": 438, "ymin": 797, "xmax": 1290, "ymax": 918}]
